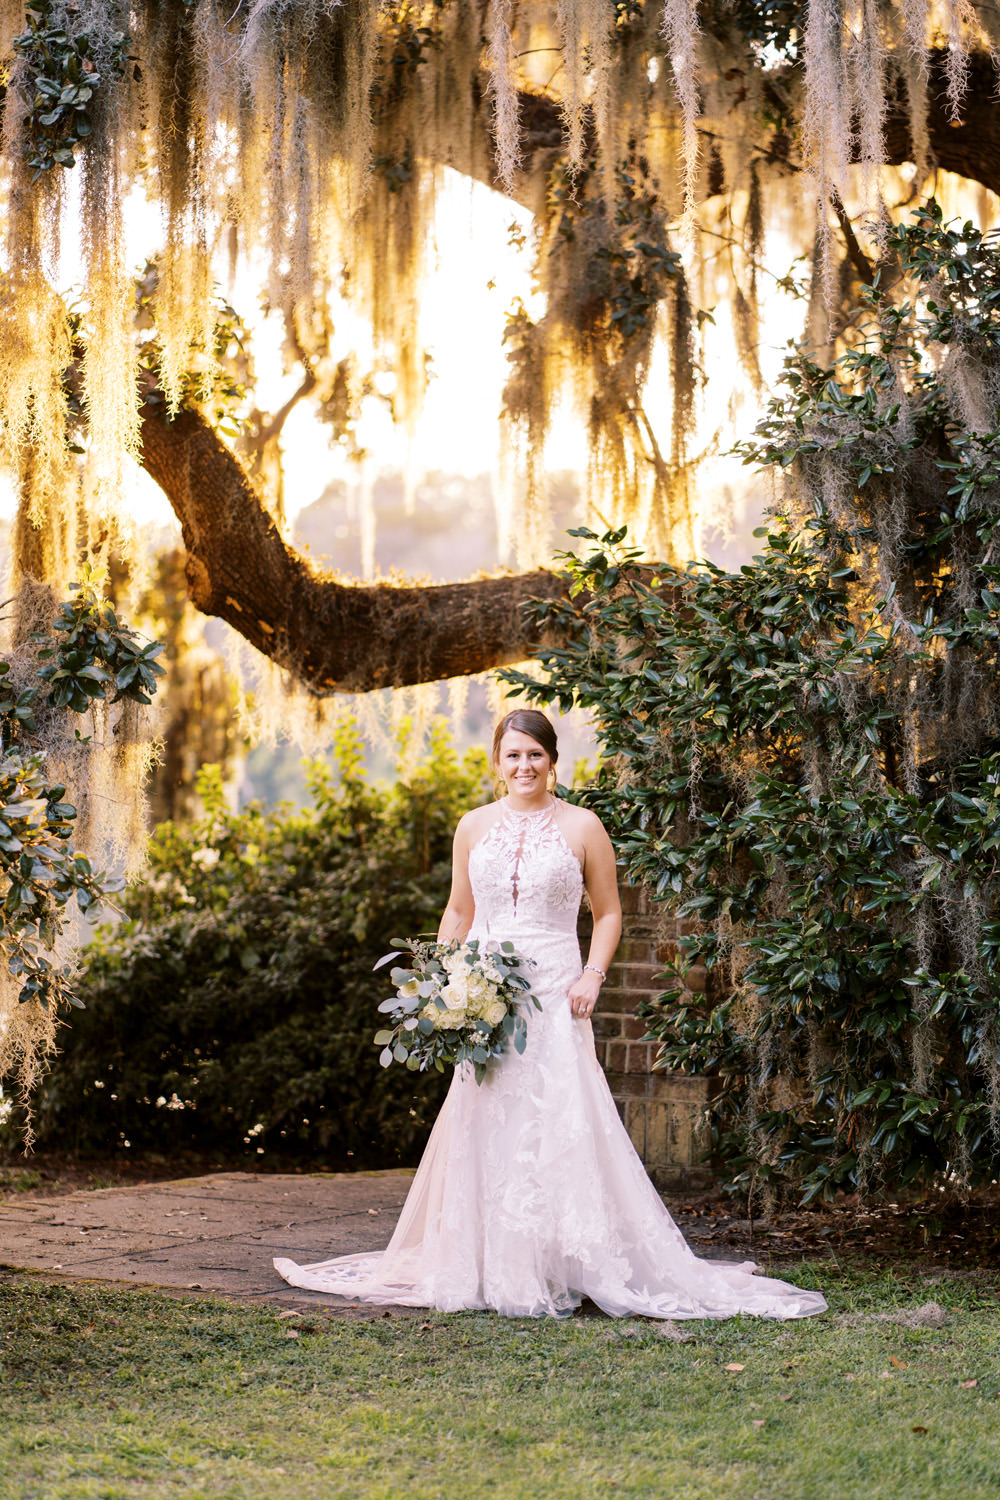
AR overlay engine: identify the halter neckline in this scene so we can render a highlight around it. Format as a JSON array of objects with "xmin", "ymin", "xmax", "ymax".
[{"xmin": 501, "ymin": 796, "xmax": 557, "ymax": 820}]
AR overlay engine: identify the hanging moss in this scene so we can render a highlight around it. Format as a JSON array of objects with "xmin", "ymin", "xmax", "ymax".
[{"xmin": 1, "ymin": 0, "xmax": 993, "ymax": 610}]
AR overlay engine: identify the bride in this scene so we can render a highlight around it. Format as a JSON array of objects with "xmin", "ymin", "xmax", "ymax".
[{"xmin": 274, "ymin": 709, "xmax": 826, "ymax": 1320}]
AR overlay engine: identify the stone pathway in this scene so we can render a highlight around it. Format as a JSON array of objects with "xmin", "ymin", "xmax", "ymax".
[{"xmin": 0, "ymin": 1170, "xmax": 413, "ymax": 1308}]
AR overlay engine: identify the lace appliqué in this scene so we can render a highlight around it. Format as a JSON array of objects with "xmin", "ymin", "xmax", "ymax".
[{"xmin": 468, "ymin": 801, "xmax": 582, "ymax": 933}]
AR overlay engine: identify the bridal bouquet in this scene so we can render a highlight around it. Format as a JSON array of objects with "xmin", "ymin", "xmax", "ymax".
[{"xmin": 373, "ymin": 937, "xmax": 540, "ymax": 1084}]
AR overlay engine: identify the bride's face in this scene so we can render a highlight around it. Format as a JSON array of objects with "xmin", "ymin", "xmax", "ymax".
[{"xmin": 496, "ymin": 729, "xmax": 553, "ymax": 796}]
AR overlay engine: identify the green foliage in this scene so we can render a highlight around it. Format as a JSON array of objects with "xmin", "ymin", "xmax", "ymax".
[
  {"xmin": 13, "ymin": 1, "xmax": 128, "ymax": 179},
  {"xmin": 0, "ymin": 577, "xmax": 164, "ymax": 1016},
  {"xmin": 37, "ymin": 581, "xmax": 166, "ymax": 711},
  {"xmin": 504, "ymin": 525, "xmax": 1000, "ymax": 1202},
  {"xmin": 501, "ymin": 205, "xmax": 1000, "ymax": 1204},
  {"xmin": 35, "ymin": 722, "xmax": 491, "ymax": 1162}
]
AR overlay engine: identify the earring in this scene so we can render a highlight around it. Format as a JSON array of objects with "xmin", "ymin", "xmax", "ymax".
[{"xmin": 547, "ymin": 767, "xmax": 557, "ymax": 791}]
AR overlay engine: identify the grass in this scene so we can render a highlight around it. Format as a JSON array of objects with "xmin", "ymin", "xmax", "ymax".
[{"xmin": 1, "ymin": 1267, "xmax": 999, "ymax": 1499}]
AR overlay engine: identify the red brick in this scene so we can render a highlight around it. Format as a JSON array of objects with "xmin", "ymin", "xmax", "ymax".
[
  {"xmin": 619, "ymin": 885, "xmax": 642, "ymax": 915},
  {"xmin": 592, "ymin": 1012, "xmax": 624, "ymax": 1039},
  {"xmin": 624, "ymin": 1099, "xmax": 646, "ymax": 1154},
  {"xmin": 597, "ymin": 987, "xmax": 633, "ymax": 1011},
  {"xmin": 616, "ymin": 936, "xmax": 656, "ymax": 963},
  {"xmin": 647, "ymin": 1072, "xmax": 714, "ymax": 1103},
  {"xmin": 604, "ymin": 1040, "xmax": 627, "ymax": 1072},
  {"xmin": 622, "ymin": 1015, "xmax": 653, "ymax": 1040},
  {"xmin": 626, "ymin": 1042, "xmax": 653, "ymax": 1073},
  {"xmin": 615, "ymin": 961, "xmax": 663, "ymax": 989},
  {"xmin": 605, "ymin": 1072, "xmax": 650, "ymax": 1099}
]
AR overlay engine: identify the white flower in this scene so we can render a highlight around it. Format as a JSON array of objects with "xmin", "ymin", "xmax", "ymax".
[
  {"xmin": 398, "ymin": 978, "xmax": 421, "ymax": 998},
  {"xmin": 441, "ymin": 975, "xmax": 468, "ymax": 1010},
  {"xmin": 466, "ymin": 974, "xmax": 491, "ymax": 1004},
  {"xmin": 435, "ymin": 1006, "xmax": 467, "ymax": 1030},
  {"xmin": 482, "ymin": 999, "xmax": 507, "ymax": 1028},
  {"xmin": 191, "ymin": 847, "xmax": 220, "ymax": 869}
]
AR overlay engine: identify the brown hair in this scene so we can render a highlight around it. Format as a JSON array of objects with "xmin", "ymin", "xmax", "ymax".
[{"xmin": 491, "ymin": 709, "xmax": 558, "ymax": 768}]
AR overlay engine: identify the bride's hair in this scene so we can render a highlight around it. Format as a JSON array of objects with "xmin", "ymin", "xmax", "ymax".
[{"xmin": 491, "ymin": 709, "xmax": 558, "ymax": 769}]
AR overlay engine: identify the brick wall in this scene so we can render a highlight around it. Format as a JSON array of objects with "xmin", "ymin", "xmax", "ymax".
[{"xmin": 581, "ymin": 884, "xmax": 713, "ymax": 1190}]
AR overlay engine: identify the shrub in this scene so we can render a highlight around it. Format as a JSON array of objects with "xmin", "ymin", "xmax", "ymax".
[
  {"xmin": 503, "ymin": 207, "xmax": 1000, "ymax": 1203},
  {"xmin": 35, "ymin": 722, "xmax": 490, "ymax": 1164},
  {"xmin": 0, "ymin": 575, "xmax": 164, "ymax": 1137}
]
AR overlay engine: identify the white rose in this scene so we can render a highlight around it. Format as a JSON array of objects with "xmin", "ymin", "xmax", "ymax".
[
  {"xmin": 441, "ymin": 976, "xmax": 468, "ymax": 1010},
  {"xmin": 436, "ymin": 1006, "xmax": 467, "ymax": 1030},
  {"xmin": 482, "ymin": 999, "xmax": 507, "ymax": 1028},
  {"xmin": 399, "ymin": 979, "xmax": 421, "ymax": 998}
]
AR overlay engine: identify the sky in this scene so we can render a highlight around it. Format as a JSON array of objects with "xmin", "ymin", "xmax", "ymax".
[
  {"xmin": 117, "ymin": 170, "xmax": 578, "ymax": 548},
  {"xmin": 104, "ymin": 165, "xmax": 786, "ymax": 570}
]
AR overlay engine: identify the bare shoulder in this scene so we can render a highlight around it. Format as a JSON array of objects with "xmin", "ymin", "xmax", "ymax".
[
  {"xmin": 556, "ymin": 801, "xmax": 610, "ymax": 840},
  {"xmin": 456, "ymin": 802, "xmax": 501, "ymax": 842}
]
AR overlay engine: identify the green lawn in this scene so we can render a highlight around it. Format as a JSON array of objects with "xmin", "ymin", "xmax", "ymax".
[{"xmin": 1, "ymin": 1267, "xmax": 998, "ymax": 1499}]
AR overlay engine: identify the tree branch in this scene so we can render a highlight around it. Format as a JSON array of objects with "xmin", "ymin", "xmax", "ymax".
[
  {"xmin": 507, "ymin": 49, "xmax": 1000, "ymax": 202},
  {"xmin": 250, "ymin": 370, "xmax": 318, "ymax": 451},
  {"xmin": 137, "ymin": 394, "xmax": 568, "ymax": 694}
]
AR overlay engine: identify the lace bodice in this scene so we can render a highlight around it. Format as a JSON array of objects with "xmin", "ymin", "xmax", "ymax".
[{"xmin": 467, "ymin": 800, "xmax": 583, "ymax": 940}]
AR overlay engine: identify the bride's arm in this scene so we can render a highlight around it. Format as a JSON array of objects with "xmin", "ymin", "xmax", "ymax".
[
  {"xmin": 437, "ymin": 814, "xmax": 476, "ymax": 942},
  {"xmin": 568, "ymin": 812, "xmax": 622, "ymax": 1018}
]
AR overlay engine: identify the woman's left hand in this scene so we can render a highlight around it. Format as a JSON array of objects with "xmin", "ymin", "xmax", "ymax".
[{"xmin": 568, "ymin": 970, "xmax": 603, "ymax": 1020}]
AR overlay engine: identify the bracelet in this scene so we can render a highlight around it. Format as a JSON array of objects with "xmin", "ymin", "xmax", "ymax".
[{"xmin": 583, "ymin": 963, "xmax": 607, "ymax": 982}]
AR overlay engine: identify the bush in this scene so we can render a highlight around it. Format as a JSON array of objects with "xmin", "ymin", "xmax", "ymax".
[
  {"xmin": 507, "ymin": 526, "xmax": 1000, "ymax": 1203},
  {"xmin": 35, "ymin": 722, "xmax": 490, "ymax": 1164},
  {"xmin": 504, "ymin": 209, "xmax": 1000, "ymax": 1203}
]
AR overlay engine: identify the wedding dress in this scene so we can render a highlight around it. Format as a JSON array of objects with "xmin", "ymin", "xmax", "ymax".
[{"xmin": 274, "ymin": 801, "xmax": 827, "ymax": 1320}]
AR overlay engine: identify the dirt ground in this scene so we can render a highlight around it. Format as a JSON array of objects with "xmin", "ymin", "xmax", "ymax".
[{"xmin": 3, "ymin": 1151, "xmax": 997, "ymax": 1273}]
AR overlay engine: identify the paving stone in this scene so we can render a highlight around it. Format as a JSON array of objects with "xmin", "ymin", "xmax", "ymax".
[{"xmin": 0, "ymin": 1169, "xmax": 413, "ymax": 1309}]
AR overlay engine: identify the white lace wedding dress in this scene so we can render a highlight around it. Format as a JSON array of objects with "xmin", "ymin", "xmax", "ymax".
[{"xmin": 274, "ymin": 801, "xmax": 827, "ymax": 1320}]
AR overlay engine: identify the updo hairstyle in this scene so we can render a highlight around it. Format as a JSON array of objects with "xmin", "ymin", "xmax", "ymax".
[{"xmin": 491, "ymin": 709, "xmax": 559, "ymax": 775}]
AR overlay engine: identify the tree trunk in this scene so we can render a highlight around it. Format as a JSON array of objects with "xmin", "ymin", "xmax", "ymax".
[{"xmin": 137, "ymin": 396, "xmax": 567, "ymax": 694}]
